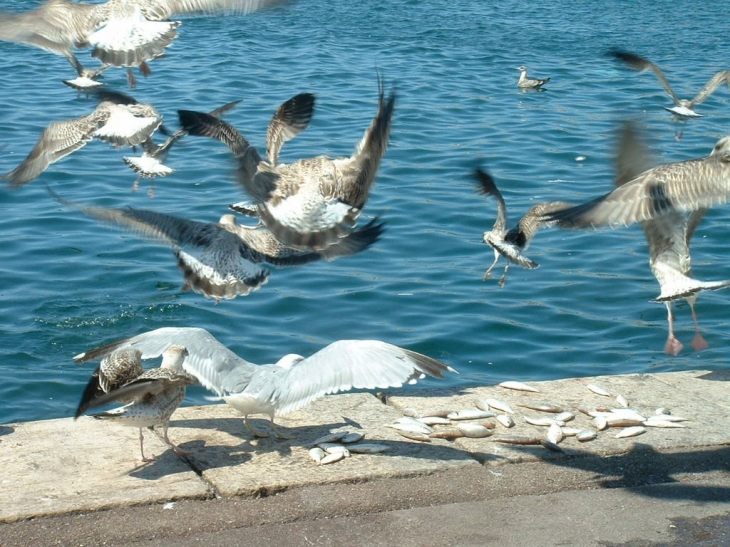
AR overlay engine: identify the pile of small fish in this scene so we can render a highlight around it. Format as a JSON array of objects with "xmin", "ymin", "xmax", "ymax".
[
  {"xmin": 307, "ymin": 430, "xmax": 390, "ymax": 466},
  {"xmin": 387, "ymin": 380, "xmax": 688, "ymax": 453}
]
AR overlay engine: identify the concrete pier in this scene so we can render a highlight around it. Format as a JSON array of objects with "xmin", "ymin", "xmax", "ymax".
[{"xmin": 1, "ymin": 369, "xmax": 728, "ymax": 546}]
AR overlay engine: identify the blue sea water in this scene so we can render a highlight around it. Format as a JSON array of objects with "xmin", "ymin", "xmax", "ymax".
[{"xmin": 1, "ymin": 0, "xmax": 729, "ymax": 425}]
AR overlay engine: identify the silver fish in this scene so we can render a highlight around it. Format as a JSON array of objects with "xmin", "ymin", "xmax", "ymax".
[
  {"xmin": 319, "ymin": 443, "xmax": 351, "ymax": 457},
  {"xmin": 419, "ymin": 416, "xmax": 451, "ymax": 426},
  {"xmin": 397, "ymin": 430, "xmax": 432, "ymax": 442},
  {"xmin": 456, "ymin": 423, "xmax": 493, "ymax": 438},
  {"xmin": 309, "ymin": 431, "xmax": 349, "ymax": 447},
  {"xmin": 491, "ymin": 435, "xmax": 542, "ymax": 445},
  {"xmin": 560, "ymin": 427, "xmax": 583, "ymax": 437},
  {"xmin": 524, "ymin": 416, "xmax": 554, "ymax": 427},
  {"xmin": 420, "ymin": 409, "xmax": 453, "ymax": 418},
  {"xmin": 347, "ymin": 443, "xmax": 390, "ymax": 454},
  {"xmin": 402, "ymin": 408, "xmax": 421, "ymax": 418},
  {"xmin": 341, "ymin": 432, "xmax": 365, "ymax": 443},
  {"xmin": 428, "ymin": 427, "xmax": 465, "ymax": 440},
  {"xmin": 646, "ymin": 414, "xmax": 687, "ymax": 423},
  {"xmin": 540, "ymin": 439, "xmax": 564, "ymax": 453},
  {"xmin": 587, "ymin": 383, "xmax": 611, "ymax": 397},
  {"xmin": 448, "ymin": 409, "xmax": 496, "ymax": 420},
  {"xmin": 554, "ymin": 411, "xmax": 575, "ymax": 423},
  {"xmin": 615, "ymin": 426, "xmax": 646, "ymax": 438},
  {"xmin": 547, "ymin": 422, "xmax": 563, "ymax": 444},
  {"xmin": 309, "ymin": 447, "xmax": 326, "ymax": 463},
  {"xmin": 576, "ymin": 429, "xmax": 598, "ymax": 442},
  {"xmin": 519, "ymin": 401, "xmax": 565, "ymax": 413},
  {"xmin": 499, "ymin": 381, "xmax": 540, "ymax": 393},
  {"xmin": 643, "ymin": 419, "xmax": 687, "ymax": 428},
  {"xmin": 319, "ymin": 451, "xmax": 346, "ymax": 465},
  {"xmin": 496, "ymin": 414, "xmax": 516, "ymax": 428},
  {"xmin": 592, "ymin": 416, "xmax": 608, "ymax": 430},
  {"xmin": 386, "ymin": 422, "xmax": 433, "ymax": 435},
  {"xmin": 609, "ymin": 409, "xmax": 647, "ymax": 422},
  {"xmin": 616, "ymin": 394, "xmax": 629, "ymax": 408},
  {"xmin": 484, "ymin": 398, "xmax": 515, "ymax": 414}
]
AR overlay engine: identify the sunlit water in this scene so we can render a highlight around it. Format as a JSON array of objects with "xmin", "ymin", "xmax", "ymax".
[{"xmin": 1, "ymin": 0, "xmax": 729, "ymax": 424}]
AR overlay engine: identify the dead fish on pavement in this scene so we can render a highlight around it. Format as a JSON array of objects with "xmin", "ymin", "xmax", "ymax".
[
  {"xmin": 587, "ymin": 383, "xmax": 611, "ymax": 397},
  {"xmin": 540, "ymin": 439, "xmax": 564, "ymax": 453},
  {"xmin": 448, "ymin": 409, "xmax": 496, "ymax": 420},
  {"xmin": 319, "ymin": 451, "xmax": 346, "ymax": 465},
  {"xmin": 491, "ymin": 435, "xmax": 542, "ymax": 445},
  {"xmin": 559, "ymin": 427, "xmax": 584, "ymax": 437},
  {"xmin": 318, "ymin": 443, "xmax": 351, "ymax": 456},
  {"xmin": 309, "ymin": 447, "xmax": 326, "ymax": 463},
  {"xmin": 643, "ymin": 418, "xmax": 687, "ymax": 428},
  {"xmin": 429, "ymin": 427, "xmax": 465, "ymax": 440},
  {"xmin": 524, "ymin": 416, "xmax": 555, "ymax": 427},
  {"xmin": 308, "ymin": 431, "xmax": 349, "ymax": 447},
  {"xmin": 615, "ymin": 426, "xmax": 646, "ymax": 438},
  {"xmin": 496, "ymin": 415, "xmax": 516, "ymax": 428},
  {"xmin": 554, "ymin": 411, "xmax": 574, "ymax": 423},
  {"xmin": 341, "ymin": 432, "xmax": 365, "ymax": 443},
  {"xmin": 397, "ymin": 430, "xmax": 432, "ymax": 442},
  {"xmin": 419, "ymin": 416, "xmax": 451, "ymax": 426},
  {"xmin": 456, "ymin": 423, "xmax": 493, "ymax": 438},
  {"xmin": 402, "ymin": 408, "xmax": 421, "ymax": 418},
  {"xmin": 483, "ymin": 398, "xmax": 515, "ymax": 414},
  {"xmin": 519, "ymin": 401, "xmax": 565, "ymax": 413},
  {"xmin": 347, "ymin": 443, "xmax": 390, "ymax": 454},
  {"xmin": 547, "ymin": 422, "xmax": 564, "ymax": 444},
  {"xmin": 499, "ymin": 381, "xmax": 540, "ymax": 393},
  {"xmin": 576, "ymin": 429, "xmax": 598, "ymax": 442},
  {"xmin": 616, "ymin": 394, "xmax": 629, "ymax": 408}
]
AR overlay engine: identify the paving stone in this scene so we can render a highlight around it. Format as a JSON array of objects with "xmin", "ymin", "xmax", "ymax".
[{"xmin": 0, "ymin": 416, "xmax": 210, "ymax": 523}]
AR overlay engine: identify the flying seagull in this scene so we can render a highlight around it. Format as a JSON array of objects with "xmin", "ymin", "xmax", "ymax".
[
  {"xmin": 180, "ymin": 79, "xmax": 396, "ymax": 252},
  {"xmin": 0, "ymin": 0, "xmax": 288, "ymax": 88},
  {"xmin": 74, "ymin": 327, "xmax": 458, "ymax": 439},
  {"xmin": 75, "ymin": 345, "xmax": 198, "ymax": 461},
  {"xmin": 3, "ymin": 99, "xmax": 162, "ymax": 187},
  {"xmin": 611, "ymin": 50, "xmax": 730, "ymax": 119},
  {"xmin": 516, "ymin": 66, "xmax": 550, "ymax": 89},
  {"xmin": 50, "ymin": 190, "xmax": 384, "ymax": 302},
  {"xmin": 474, "ymin": 168, "xmax": 571, "ymax": 286}
]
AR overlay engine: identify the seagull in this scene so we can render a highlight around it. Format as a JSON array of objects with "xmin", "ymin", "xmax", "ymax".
[
  {"xmin": 50, "ymin": 190, "xmax": 385, "ymax": 302},
  {"xmin": 62, "ymin": 63, "xmax": 110, "ymax": 95},
  {"xmin": 123, "ymin": 100, "xmax": 242, "ymax": 197},
  {"xmin": 180, "ymin": 80, "xmax": 396, "ymax": 252},
  {"xmin": 613, "ymin": 122, "xmax": 730, "ymax": 355},
  {"xmin": 516, "ymin": 66, "xmax": 550, "ymax": 89},
  {"xmin": 0, "ymin": 0, "xmax": 288, "ymax": 88},
  {"xmin": 473, "ymin": 168, "xmax": 571, "ymax": 286},
  {"xmin": 611, "ymin": 50, "xmax": 730, "ymax": 119},
  {"xmin": 73, "ymin": 327, "xmax": 458, "ymax": 439},
  {"xmin": 3, "ymin": 99, "xmax": 162, "ymax": 187},
  {"xmin": 75, "ymin": 345, "xmax": 198, "ymax": 462},
  {"xmin": 542, "ymin": 136, "xmax": 730, "ymax": 229}
]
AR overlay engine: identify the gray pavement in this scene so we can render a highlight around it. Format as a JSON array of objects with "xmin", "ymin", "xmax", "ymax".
[{"xmin": 1, "ymin": 369, "xmax": 728, "ymax": 546}]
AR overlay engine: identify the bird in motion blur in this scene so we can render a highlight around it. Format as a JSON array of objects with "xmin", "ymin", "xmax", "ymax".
[
  {"xmin": 75, "ymin": 345, "xmax": 198, "ymax": 461},
  {"xmin": 74, "ymin": 327, "xmax": 458, "ymax": 439},
  {"xmin": 611, "ymin": 49, "xmax": 730, "ymax": 119},
  {"xmin": 0, "ymin": 0, "xmax": 289, "ymax": 88},
  {"xmin": 473, "ymin": 168, "xmax": 570, "ymax": 286},
  {"xmin": 179, "ymin": 79, "xmax": 397, "ymax": 252}
]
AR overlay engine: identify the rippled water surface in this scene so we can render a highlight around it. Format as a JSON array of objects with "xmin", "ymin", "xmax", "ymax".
[{"xmin": 1, "ymin": 0, "xmax": 729, "ymax": 424}]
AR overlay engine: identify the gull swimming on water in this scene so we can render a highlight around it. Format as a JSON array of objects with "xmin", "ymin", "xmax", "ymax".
[
  {"xmin": 51, "ymin": 190, "xmax": 384, "ymax": 301},
  {"xmin": 3, "ymin": 99, "xmax": 162, "ymax": 186},
  {"xmin": 473, "ymin": 168, "xmax": 571, "ymax": 286},
  {"xmin": 516, "ymin": 66, "xmax": 550, "ymax": 89},
  {"xmin": 611, "ymin": 50, "xmax": 730, "ymax": 119},
  {"xmin": 75, "ymin": 345, "xmax": 198, "ymax": 461},
  {"xmin": 74, "ymin": 327, "xmax": 458, "ymax": 439},
  {"xmin": 0, "ymin": 0, "xmax": 288, "ymax": 88},
  {"xmin": 180, "ymin": 80, "xmax": 396, "ymax": 252}
]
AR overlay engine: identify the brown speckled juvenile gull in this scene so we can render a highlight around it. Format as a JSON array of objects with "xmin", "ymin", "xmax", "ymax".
[
  {"xmin": 613, "ymin": 122, "xmax": 730, "ymax": 355},
  {"xmin": 51, "ymin": 190, "xmax": 384, "ymax": 302},
  {"xmin": 516, "ymin": 65, "xmax": 550, "ymax": 89},
  {"xmin": 74, "ymin": 327, "xmax": 458, "ymax": 439},
  {"xmin": 0, "ymin": 0, "xmax": 287, "ymax": 88},
  {"xmin": 611, "ymin": 50, "xmax": 730, "ymax": 119},
  {"xmin": 3, "ymin": 100, "xmax": 161, "ymax": 186},
  {"xmin": 75, "ymin": 345, "xmax": 197, "ymax": 462},
  {"xmin": 180, "ymin": 81, "xmax": 396, "ymax": 252},
  {"xmin": 474, "ymin": 168, "xmax": 571, "ymax": 286}
]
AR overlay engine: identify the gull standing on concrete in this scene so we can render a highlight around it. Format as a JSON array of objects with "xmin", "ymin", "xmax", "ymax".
[
  {"xmin": 611, "ymin": 50, "xmax": 730, "ymax": 119},
  {"xmin": 516, "ymin": 66, "xmax": 550, "ymax": 89},
  {"xmin": 74, "ymin": 327, "xmax": 458, "ymax": 439},
  {"xmin": 3, "ymin": 100, "xmax": 162, "ymax": 187},
  {"xmin": 180, "ymin": 81, "xmax": 396, "ymax": 252},
  {"xmin": 0, "ymin": 0, "xmax": 289, "ymax": 88},
  {"xmin": 473, "ymin": 168, "xmax": 570, "ymax": 286},
  {"xmin": 75, "ymin": 345, "xmax": 198, "ymax": 461},
  {"xmin": 50, "ymin": 189, "xmax": 384, "ymax": 301},
  {"xmin": 612, "ymin": 122, "xmax": 730, "ymax": 354}
]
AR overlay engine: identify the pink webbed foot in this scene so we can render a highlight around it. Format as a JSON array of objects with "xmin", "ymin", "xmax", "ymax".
[
  {"xmin": 664, "ymin": 335, "xmax": 683, "ymax": 356},
  {"xmin": 691, "ymin": 333, "xmax": 709, "ymax": 352}
]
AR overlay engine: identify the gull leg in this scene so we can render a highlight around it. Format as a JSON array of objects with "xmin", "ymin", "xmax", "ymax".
[
  {"xmin": 161, "ymin": 424, "xmax": 190, "ymax": 457},
  {"xmin": 269, "ymin": 419, "xmax": 291, "ymax": 440},
  {"xmin": 498, "ymin": 264, "xmax": 511, "ymax": 288},
  {"xmin": 127, "ymin": 68, "xmax": 137, "ymax": 89},
  {"xmin": 131, "ymin": 175, "xmax": 141, "ymax": 193},
  {"xmin": 483, "ymin": 254, "xmax": 500, "ymax": 281},
  {"xmin": 244, "ymin": 415, "xmax": 269, "ymax": 438},
  {"xmin": 688, "ymin": 302, "xmax": 709, "ymax": 352},
  {"xmin": 139, "ymin": 428, "xmax": 157, "ymax": 462},
  {"xmin": 663, "ymin": 303, "xmax": 683, "ymax": 356}
]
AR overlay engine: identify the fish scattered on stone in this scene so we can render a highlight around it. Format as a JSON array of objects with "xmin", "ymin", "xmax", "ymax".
[
  {"xmin": 615, "ymin": 426, "xmax": 647, "ymax": 438},
  {"xmin": 499, "ymin": 381, "xmax": 540, "ymax": 393}
]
